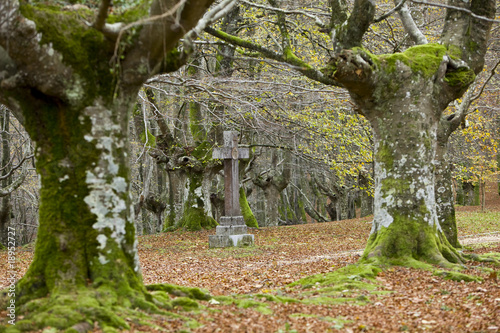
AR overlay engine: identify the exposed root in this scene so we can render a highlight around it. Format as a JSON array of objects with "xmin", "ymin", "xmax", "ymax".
[
  {"xmin": 146, "ymin": 283, "xmax": 211, "ymax": 300},
  {"xmin": 361, "ymin": 255, "xmax": 481, "ymax": 282},
  {"xmin": 463, "ymin": 252, "xmax": 500, "ymax": 266},
  {"xmin": 2, "ymin": 284, "xmax": 210, "ymax": 332},
  {"xmin": 433, "ymin": 270, "xmax": 481, "ymax": 282}
]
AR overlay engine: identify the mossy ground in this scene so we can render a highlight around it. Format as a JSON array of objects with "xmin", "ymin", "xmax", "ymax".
[{"xmin": 0, "ymin": 283, "xmax": 212, "ymax": 333}]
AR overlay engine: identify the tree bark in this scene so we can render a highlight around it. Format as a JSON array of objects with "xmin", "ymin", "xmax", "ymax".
[{"xmin": 435, "ymin": 142, "xmax": 459, "ymax": 248}]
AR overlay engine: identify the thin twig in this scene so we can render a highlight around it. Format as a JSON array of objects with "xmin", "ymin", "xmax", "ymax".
[
  {"xmin": 411, "ymin": 0, "xmax": 500, "ymax": 23},
  {"xmin": 374, "ymin": 0, "xmax": 407, "ymax": 22},
  {"xmin": 93, "ymin": 0, "xmax": 111, "ymax": 31}
]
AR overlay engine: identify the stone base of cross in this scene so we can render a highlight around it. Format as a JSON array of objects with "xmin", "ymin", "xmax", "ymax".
[
  {"xmin": 208, "ymin": 216, "xmax": 254, "ymax": 248},
  {"xmin": 208, "ymin": 131, "xmax": 255, "ymax": 248}
]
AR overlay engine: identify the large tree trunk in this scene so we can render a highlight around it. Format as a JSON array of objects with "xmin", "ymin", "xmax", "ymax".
[
  {"xmin": 325, "ymin": 0, "xmax": 495, "ymax": 266},
  {"xmin": 15, "ymin": 96, "xmax": 155, "ymax": 328},
  {"xmin": 173, "ymin": 170, "xmax": 217, "ymax": 231},
  {"xmin": 328, "ymin": 44, "xmax": 481, "ymax": 266},
  {"xmin": 434, "ymin": 112, "xmax": 465, "ymax": 248},
  {"xmin": 360, "ymin": 75, "xmax": 460, "ymax": 264},
  {"xmin": 263, "ymin": 185, "xmax": 281, "ymax": 227}
]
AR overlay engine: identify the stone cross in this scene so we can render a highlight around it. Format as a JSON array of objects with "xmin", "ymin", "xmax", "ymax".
[
  {"xmin": 212, "ymin": 131, "xmax": 249, "ymax": 216},
  {"xmin": 209, "ymin": 131, "xmax": 254, "ymax": 248}
]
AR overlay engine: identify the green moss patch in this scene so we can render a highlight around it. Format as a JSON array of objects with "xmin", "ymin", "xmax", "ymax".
[
  {"xmin": 444, "ymin": 67, "xmax": 475, "ymax": 87},
  {"xmin": 240, "ymin": 187, "xmax": 258, "ymax": 228},
  {"xmin": 146, "ymin": 284, "xmax": 211, "ymax": 301},
  {"xmin": 290, "ymin": 263, "xmax": 381, "ymax": 288},
  {"xmin": 212, "ymin": 295, "xmax": 273, "ymax": 314},
  {"xmin": 433, "ymin": 270, "xmax": 481, "ymax": 282},
  {"xmin": 289, "ymin": 314, "xmax": 351, "ymax": 329},
  {"xmin": 3, "ymin": 287, "xmax": 182, "ymax": 333},
  {"xmin": 172, "ymin": 297, "xmax": 199, "ymax": 311},
  {"xmin": 139, "ymin": 129, "xmax": 156, "ymax": 148},
  {"xmin": 379, "ymin": 44, "xmax": 447, "ymax": 78}
]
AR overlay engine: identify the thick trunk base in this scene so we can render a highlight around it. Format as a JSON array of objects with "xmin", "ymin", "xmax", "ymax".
[
  {"xmin": 2, "ymin": 282, "xmax": 211, "ymax": 332},
  {"xmin": 363, "ymin": 214, "xmax": 463, "ymax": 268}
]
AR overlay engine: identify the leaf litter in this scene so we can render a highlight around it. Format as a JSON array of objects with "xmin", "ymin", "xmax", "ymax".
[{"xmin": 0, "ymin": 183, "xmax": 499, "ymax": 332}]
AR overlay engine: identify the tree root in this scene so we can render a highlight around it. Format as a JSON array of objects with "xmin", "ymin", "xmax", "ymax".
[
  {"xmin": 463, "ymin": 252, "xmax": 500, "ymax": 266},
  {"xmin": 1, "ymin": 283, "xmax": 211, "ymax": 332},
  {"xmin": 361, "ymin": 255, "xmax": 481, "ymax": 282}
]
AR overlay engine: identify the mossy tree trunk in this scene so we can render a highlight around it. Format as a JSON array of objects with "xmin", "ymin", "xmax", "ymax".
[
  {"xmin": 364, "ymin": 80, "xmax": 450, "ymax": 262},
  {"xmin": 334, "ymin": 55, "xmax": 490, "ymax": 265},
  {"xmin": 0, "ymin": 0, "xmax": 214, "ymax": 329},
  {"xmin": 239, "ymin": 186, "xmax": 258, "ymax": 228},
  {"xmin": 434, "ymin": 143, "xmax": 459, "ymax": 248},
  {"xmin": 173, "ymin": 171, "xmax": 218, "ymax": 231},
  {"xmin": 17, "ymin": 92, "xmax": 145, "ymax": 305},
  {"xmin": 324, "ymin": 0, "xmax": 494, "ymax": 265}
]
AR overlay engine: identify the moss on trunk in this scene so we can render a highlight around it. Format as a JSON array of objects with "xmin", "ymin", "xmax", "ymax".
[
  {"xmin": 166, "ymin": 172, "xmax": 217, "ymax": 231},
  {"xmin": 363, "ymin": 212, "xmax": 462, "ymax": 267},
  {"xmin": 239, "ymin": 187, "xmax": 258, "ymax": 228}
]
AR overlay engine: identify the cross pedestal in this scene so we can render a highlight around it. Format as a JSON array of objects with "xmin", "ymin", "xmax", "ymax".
[{"xmin": 209, "ymin": 131, "xmax": 254, "ymax": 248}]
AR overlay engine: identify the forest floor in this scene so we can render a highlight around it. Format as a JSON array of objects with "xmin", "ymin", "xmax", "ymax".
[{"xmin": 1, "ymin": 183, "xmax": 499, "ymax": 332}]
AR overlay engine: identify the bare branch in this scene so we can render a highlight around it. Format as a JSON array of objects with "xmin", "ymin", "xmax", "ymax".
[
  {"xmin": 93, "ymin": 0, "xmax": 111, "ymax": 32},
  {"xmin": 394, "ymin": 0, "xmax": 428, "ymax": 44},
  {"xmin": 0, "ymin": 154, "xmax": 33, "ymax": 181},
  {"xmin": 204, "ymin": 27, "xmax": 341, "ymax": 87},
  {"xmin": 412, "ymin": 0, "xmax": 500, "ymax": 23},
  {"xmin": 239, "ymin": 0, "xmax": 327, "ymax": 27},
  {"xmin": 0, "ymin": 165, "xmax": 26, "ymax": 197},
  {"xmin": 470, "ymin": 59, "xmax": 500, "ymax": 103},
  {"xmin": 374, "ymin": 0, "xmax": 407, "ymax": 22}
]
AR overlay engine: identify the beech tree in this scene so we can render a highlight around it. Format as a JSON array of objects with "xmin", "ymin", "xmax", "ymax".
[
  {"xmin": 207, "ymin": 0, "xmax": 496, "ymax": 266},
  {"xmin": 0, "ymin": 0, "xmax": 229, "ymax": 330}
]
